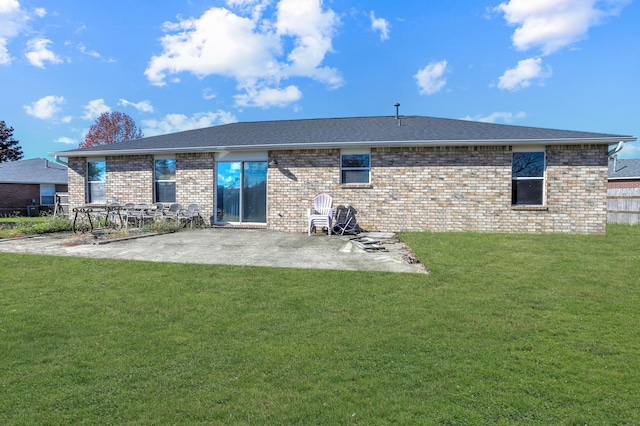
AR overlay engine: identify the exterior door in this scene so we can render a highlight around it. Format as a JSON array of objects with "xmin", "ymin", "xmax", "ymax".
[{"xmin": 216, "ymin": 161, "xmax": 267, "ymax": 224}]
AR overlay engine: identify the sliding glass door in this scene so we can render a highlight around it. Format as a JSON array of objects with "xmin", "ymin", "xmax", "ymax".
[{"xmin": 216, "ymin": 161, "xmax": 267, "ymax": 224}]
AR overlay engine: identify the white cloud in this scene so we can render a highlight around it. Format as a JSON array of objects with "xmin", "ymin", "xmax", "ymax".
[
  {"xmin": 616, "ymin": 142, "xmax": 640, "ymax": 159},
  {"xmin": 461, "ymin": 111, "xmax": 527, "ymax": 124},
  {"xmin": 234, "ymin": 84, "xmax": 302, "ymax": 108},
  {"xmin": 0, "ymin": 0, "xmax": 28, "ymax": 64},
  {"xmin": 370, "ymin": 10, "xmax": 390, "ymax": 41},
  {"xmin": 55, "ymin": 136, "xmax": 76, "ymax": 145},
  {"xmin": 33, "ymin": 7, "xmax": 46, "ymax": 18},
  {"xmin": 145, "ymin": 0, "xmax": 341, "ymax": 108},
  {"xmin": 82, "ymin": 98, "xmax": 111, "ymax": 121},
  {"xmin": 77, "ymin": 43, "xmax": 100, "ymax": 58},
  {"xmin": 494, "ymin": 0, "xmax": 631, "ymax": 55},
  {"xmin": 225, "ymin": 0, "xmax": 270, "ymax": 21},
  {"xmin": 23, "ymin": 95, "xmax": 65, "ymax": 120},
  {"xmin": 0, "ymin": 39, "xmax": 10, "ymax": 64},
  {"xmin": 497, "ymin": 57, "xmax": 551, "ymax": 91},
  {"xmin": 203, "ymin": 88, "xmax": 217, "ymax": 100},
  {"xmin": 275, "ymin": 0, "xmax": 341, "ymax": 86},
  {"xmin": 414, "ymin": 60, "xmax": 448, "ymax": 95},
  {"xmin": 145, "ymin": 8, "xmax": 280, "ymax": 85},
  {"xmin": 141, "ymin": 111, "xmax": 238, "ymax": 136},
  {"xmin": 25, "ymin": 37, "xmax": 62, "ymax": 68},
  {"xmin": 118, "ymin": 98, "xmax": 154, "ymax": 113}
]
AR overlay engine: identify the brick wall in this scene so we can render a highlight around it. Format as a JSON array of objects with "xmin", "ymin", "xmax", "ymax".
[
  {"xmin": 68, "ymin": 157, "xmax": 86, "ymax": 211},
  {"xmin": 107, "ymin": 155, "xmax": 154, "ymax": 203},
  {"xmin": 67, "ymin": 144, "xmax": 608, "ymax": 234},
  {"xmin": 67, "ymin": 154, "xmax": 216, "ymax": 222},
  {"xmin": 0, "ymin": 183, "xmax": 69, "ymax": 216},
  {"xmin": 176, "ymin": 153, "xmax": 215, "ymax": 224},
  {"xmin": 0, "ymin": 183, "xmax": 40, "ymax": 216},
  {"xmin": 268, "ymin": 144, "xmax": 608, "ymax": 234},
  {"xmin": 608, "ymin": 180, "xmax": 640, "ymax": 189}
]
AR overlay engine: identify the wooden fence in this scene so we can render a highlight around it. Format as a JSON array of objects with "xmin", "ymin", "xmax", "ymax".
[{"xmin": 607, "ymin": 188, "xmax": 640, "ymax": 225}]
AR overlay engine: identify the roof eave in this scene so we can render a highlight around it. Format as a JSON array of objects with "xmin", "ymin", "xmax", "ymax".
[
  {"xmin": 50, "ymin": 136, "xmax": 636, "ymax": 158},
  {"xmin": 609, "ymin": 176, "xmax": 640, "ymax": 180},
  {"xmin": 0, "ymin": 180, "xmax": 68, "ymax": 185}
]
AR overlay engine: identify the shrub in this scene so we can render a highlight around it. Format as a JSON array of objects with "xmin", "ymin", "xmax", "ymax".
[{"xmin": 0, "ymin": 215, "xmax": 72, "ymax": 238}]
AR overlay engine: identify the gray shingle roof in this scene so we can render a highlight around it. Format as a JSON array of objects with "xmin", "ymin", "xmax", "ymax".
[
  {"xmin": 609, "ymin": 159, "xmax": 640, "ymax": 179},
  {"xmin": 0, "ymin": 158, "xmax": 68, "ymax": 184},
  {"xmin": 50, "ymin": 115, "xmax": 636, "ymax": 157}
]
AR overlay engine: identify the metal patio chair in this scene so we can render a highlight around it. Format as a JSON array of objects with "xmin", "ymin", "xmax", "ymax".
[
  {"xmin": 333, "ymin": 205, "xmax": 360, "ymax": 235},
  {"xmin": 184, "ymin": 203, "xmax": 204, "ymax": 228},
  {"xmin": 141, "ymin": 202, "xmax": 165, "ymax": 225}
]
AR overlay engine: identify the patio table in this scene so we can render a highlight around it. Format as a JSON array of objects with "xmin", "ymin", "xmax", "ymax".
[{"xmin": 72, "ymin": 204, "xmax": 125, "ymax": 233}]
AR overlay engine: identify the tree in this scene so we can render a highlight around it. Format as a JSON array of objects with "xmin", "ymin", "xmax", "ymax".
[
  {"xmin": 79, "ymin": 111, "xmax": 143, "ymax": 148},
  {"xmin": 0, "ymin": 120, "xmax": 24, "ymax": 163}
]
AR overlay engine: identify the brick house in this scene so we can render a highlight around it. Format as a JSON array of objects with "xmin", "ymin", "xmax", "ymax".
[
  {"xmin": 50, "ymin": 115, "xmax": 636, "ymax": 234},
  {"xmin": 0, "ymin": 158, "xmax": 68, "ymax": 216},
  {"xmin": 608, "ymin": 158, "xmax": 640, "ymax": 190}
]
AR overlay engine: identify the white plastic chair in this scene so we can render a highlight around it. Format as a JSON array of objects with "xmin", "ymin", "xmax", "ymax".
[{"xmin": 308, "ymin": 193, "xmax": 333, "ymax": 235}]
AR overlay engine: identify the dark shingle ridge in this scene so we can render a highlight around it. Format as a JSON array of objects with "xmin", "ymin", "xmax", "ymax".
[
  {"xmin": 52, "ymin": 115, "xmax": 636, "ymax": 156},
  {"xmin": 0, "ymin": 158, "xmax": 68, "ymax": 184}
]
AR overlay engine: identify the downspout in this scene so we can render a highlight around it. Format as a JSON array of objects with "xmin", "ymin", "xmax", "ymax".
[{"xmin": 608, "ymin": 141, "xmax": 624, "ymax": 172}]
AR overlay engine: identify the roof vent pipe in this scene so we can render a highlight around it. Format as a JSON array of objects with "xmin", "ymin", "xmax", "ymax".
[{"xmin": 394, "ymin": 103, "xmax": 401, "ymax": 126}]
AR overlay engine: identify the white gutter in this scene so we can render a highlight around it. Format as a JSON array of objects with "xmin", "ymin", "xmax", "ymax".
[
  {"xmin": 49, "ymin": 136, "xmax": 637, "ymax": 158},
  {"xmin": 608, "ymin": 141, "xmax": 625, "ymax": 156},
  {"xmin": 54, "ymin": 155, "xmax": 68, "ymax": 166}
]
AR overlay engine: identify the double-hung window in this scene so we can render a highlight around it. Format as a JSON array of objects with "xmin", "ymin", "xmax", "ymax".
[
  {"xmin": 155, "ymin": 157, "xmax": 176, "ymax": 203},
  {"xmin": 341, "ymin": 150, "xmax": 370, "ymax": 184},
  {"xmin": 512, "ymin": 150, "xmax": 545, "ymax": 205},
  {"xmin": 87, "ymin": 159, "xmax": 106, "ymax": 203},
  {"xmin": 40, "ymin": 184, "xmax": 56, "ymax": 205}
]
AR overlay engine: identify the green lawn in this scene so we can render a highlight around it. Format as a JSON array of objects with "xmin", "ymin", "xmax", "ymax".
[{"xmin": 1, "ymin": 225, "xmax": 639, "ymax": 424}]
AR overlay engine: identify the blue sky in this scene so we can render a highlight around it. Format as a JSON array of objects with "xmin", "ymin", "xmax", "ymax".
[{"xmin": 1, "ymin": 0, "xmax": 639, "ymax": 160}]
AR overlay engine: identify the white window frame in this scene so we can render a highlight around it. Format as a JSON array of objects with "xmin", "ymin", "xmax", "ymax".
[
  {"xmin": 511, "ymin": 146, "xmax": 546, "ymax": 206},
  {"xmin": 340, "ymin": 148, "xmax": 371, "ymax": 185},
  {"xmin": 154, "ymin": 155, "xmax": 176, "ymax": 203},
  {"xmin": 40, "ymin": 184, "xmax": 56, "ymax": 205},
  {"xmin": 87, "ymin": 157, "xmax": 106, "ymax": 204}
]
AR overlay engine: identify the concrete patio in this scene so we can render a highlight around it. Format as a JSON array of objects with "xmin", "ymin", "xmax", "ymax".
[{"xmin": 0, "ymin": 228, "xmax": 427, "ymax": 274}]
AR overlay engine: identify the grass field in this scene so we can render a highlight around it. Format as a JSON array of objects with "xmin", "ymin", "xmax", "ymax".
[{"xmin": 1, "ymin": 225, "xmax": 639, "ymax": 424}]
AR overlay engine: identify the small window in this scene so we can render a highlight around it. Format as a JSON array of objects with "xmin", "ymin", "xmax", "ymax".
[
  {"xmin": 87, "ymin": 160, "xmax": 106, "ymax": 203},
  {"xmin": 155, "ymin": 158, "xmax": 176, "ymax": 203},
  {"xmin": 341, "ymin": 152, "xmax": 370, "ymax": 184},
  {"xmin": 40, "ymin": 184, "xmax": 56, "ymax": 205},
  {"xmin": 512, "ymin": 151, "xmax": 545, "ymax": 205}
]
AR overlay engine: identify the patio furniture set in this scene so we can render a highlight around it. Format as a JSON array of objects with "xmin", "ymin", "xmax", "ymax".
[
  {"xmin": 72, "ymin": 202, "xmax": 204, "ymax": 233},
  {"xmin": 307, "ymin": 194, "xmax": 360, "ymax": 236}
]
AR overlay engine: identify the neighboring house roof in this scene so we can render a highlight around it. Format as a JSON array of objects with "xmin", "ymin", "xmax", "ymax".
[
  {"xmin": 0, "ymin": 158, "xmax": 68, "ymax": 185},
  {"xmin": 609, "ymin": 158, "xmax": 640, "ymax": 180},
  {"xmin": 50, "ymin": 115, "xmax": 637, "ymax": 157}
]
